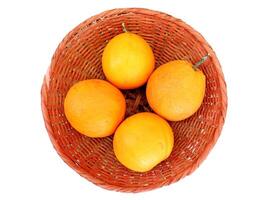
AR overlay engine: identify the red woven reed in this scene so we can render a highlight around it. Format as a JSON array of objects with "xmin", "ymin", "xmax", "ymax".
[{"xmin": 41, "ymin": 8, "xmax": 227, "ymax": 192}]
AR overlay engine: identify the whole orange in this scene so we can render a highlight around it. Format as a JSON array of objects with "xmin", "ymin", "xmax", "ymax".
[
  {"xmin": 64, "ymin": 79, "xmax": 126, "ymax": 137},
  {"xmin": 146, "ymin": 60, "xmax": 206, "ymax": 121},
  {"xmin": 113, "ymin": 112, "xmax": 174, "ymax": 172},
  {"xmin": 102, "ymin": 32, "xmax": 155, "ymax": 89}
]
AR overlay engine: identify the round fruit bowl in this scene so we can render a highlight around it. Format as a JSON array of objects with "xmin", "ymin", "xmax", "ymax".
[{"xmin": 41, "ymin": 8, "xmax": 227, "ymax": 192}]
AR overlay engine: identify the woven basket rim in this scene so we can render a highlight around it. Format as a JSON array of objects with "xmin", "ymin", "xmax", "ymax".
[{"xmin": 41, "ymin": 8, "xmax": 228, "ymax": 192}]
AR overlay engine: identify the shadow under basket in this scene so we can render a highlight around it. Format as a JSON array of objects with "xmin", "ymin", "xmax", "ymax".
[{"xmin": 41, "ymin": 8, "xmax": 227, "ymax": 192}]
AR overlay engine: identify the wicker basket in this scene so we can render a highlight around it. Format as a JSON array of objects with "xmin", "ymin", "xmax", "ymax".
[{"xmin": 41, "ymin": 8, "xmax": 227, "ymax": 192}]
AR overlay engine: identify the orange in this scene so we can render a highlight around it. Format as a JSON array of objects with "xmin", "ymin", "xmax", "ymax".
[
  {"xmin": 64, "ymin": 79, "xmax": 126, "ymax": 138},
  {"xmin": 113, "ymin": 112, "xmax": 174, "ymax": 172},
  {"xmin": 102, "ymin": 32, "xmax": 155, "ymax": 89},
  {"xmin": 146, "ymin": 60, "xmax": 206, "ymax": 121}
]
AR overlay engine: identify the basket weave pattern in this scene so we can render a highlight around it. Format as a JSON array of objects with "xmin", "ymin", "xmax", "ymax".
[{"xmin": 41, "ymin": 8, "xmax": 227, "ymax": 192}]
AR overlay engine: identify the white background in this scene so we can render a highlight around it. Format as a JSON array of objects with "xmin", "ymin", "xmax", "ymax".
[{"xmin": 0, "ymin": 0, "xmax": 266, "ymax": 199}]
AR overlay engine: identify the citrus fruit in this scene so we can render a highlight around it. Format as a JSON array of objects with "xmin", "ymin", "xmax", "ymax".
[
  {"xmin": 102, "ymin": 31, "xmax": 155, "ymax": 89},
  {"xmin": 64, "ymin": 79, "xmax": 126, "ymax": 137},
  {"xmin": 113, "ymin": 112, "xmax": 174, "ymax": 172},
  {"xmin": 146, "ymin": 60, "xmax": 206, "ymax": 121}
]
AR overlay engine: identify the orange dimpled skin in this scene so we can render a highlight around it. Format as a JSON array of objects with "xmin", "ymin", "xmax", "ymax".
[
  {"xmin": 102, "ymin": 32, "xmax": 155, "ymax": 89},
  {"xmin": 146, "ymin": 60, "xmax": 206, "ymax": 121},
  {"xmin": 113, "ymin": 112, "xmax": 174, "ymax": 172},
  {"xmin": 64, "ymin": 79, "xmax": 126, "ymax": 138}
]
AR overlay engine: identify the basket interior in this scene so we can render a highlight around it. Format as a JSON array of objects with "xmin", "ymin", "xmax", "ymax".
[{"xmin": 44, "ymin": 9, "xmax": 225, "ymax": 191}]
